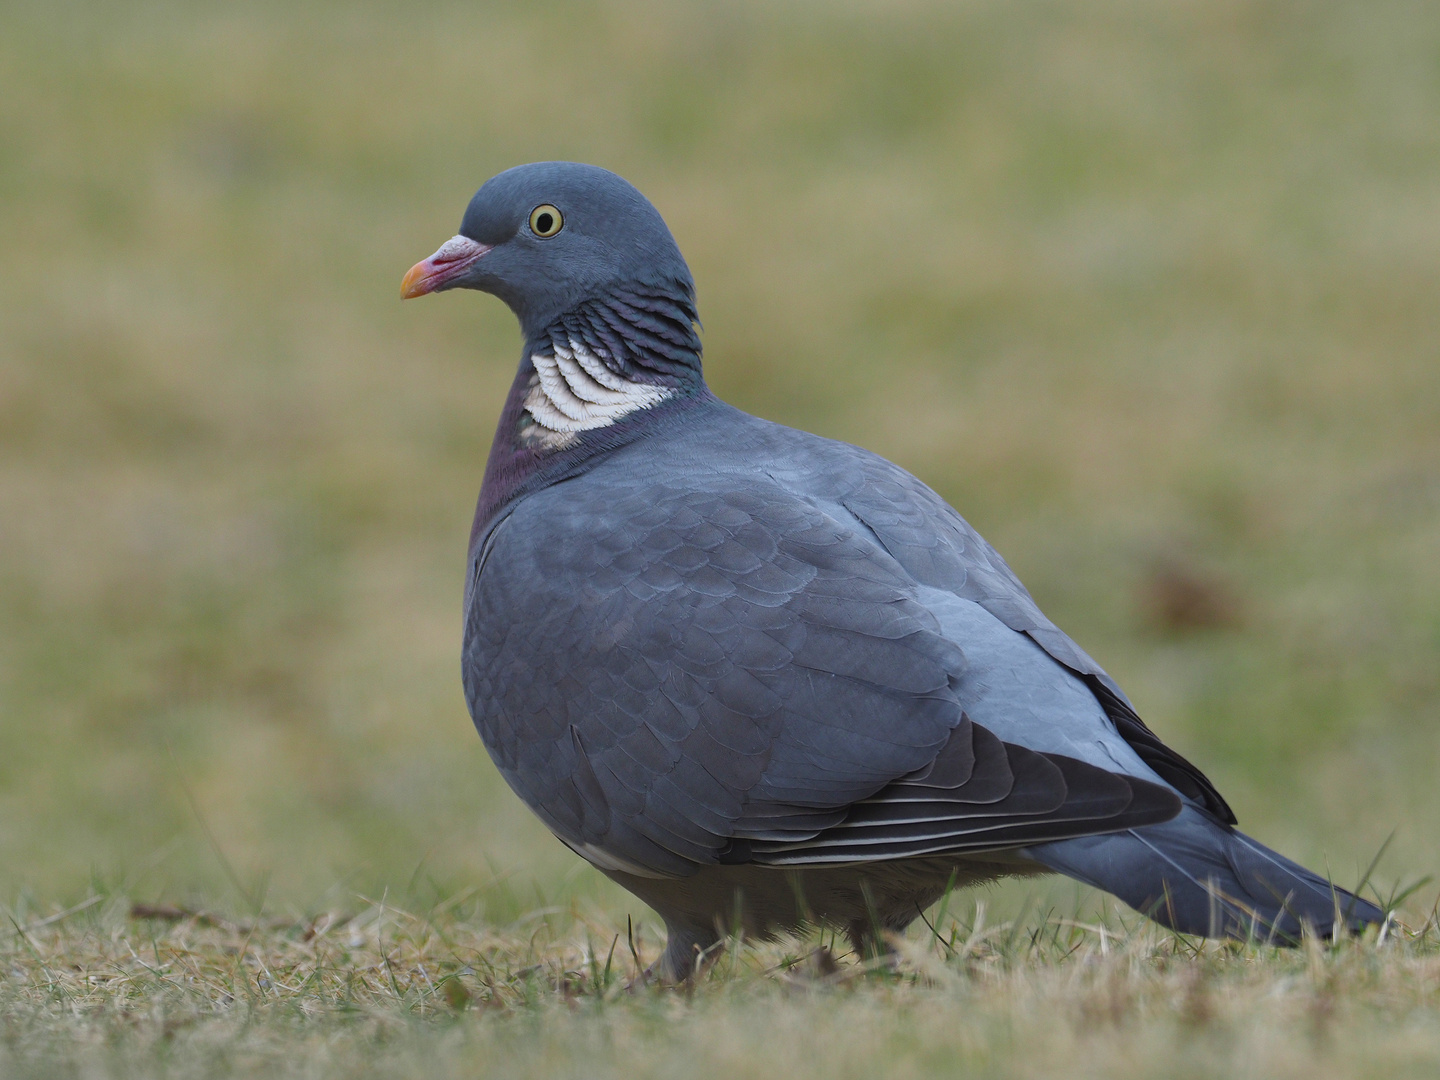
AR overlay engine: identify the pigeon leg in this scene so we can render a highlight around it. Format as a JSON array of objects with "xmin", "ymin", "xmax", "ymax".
[
  {"xmin": 846, "ymin": 890, "xmax": 912, "ymax": 970},
  {"xmin": 658, "ymin": 920, "xmax": 722, "ymax": 983}
]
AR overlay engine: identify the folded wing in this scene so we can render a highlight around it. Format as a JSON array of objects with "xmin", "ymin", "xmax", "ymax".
[{"xmin": 465, "ymin": 473, "xmax": 1182, "ymax": 879}]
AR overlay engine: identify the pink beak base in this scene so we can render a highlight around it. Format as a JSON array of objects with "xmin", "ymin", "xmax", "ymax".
[{"xmin": 401, "ymin": 235, "xmax": 493, "ymax": 299}]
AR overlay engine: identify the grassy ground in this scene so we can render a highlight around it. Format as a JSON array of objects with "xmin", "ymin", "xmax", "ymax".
[
  {"xmin": 3, "ymin": 0, "xmax": 1440, "ymax": 1074},
  {"xmin": 4, "ymin": 892, "xmax": 1440, "ymax": 1079}
]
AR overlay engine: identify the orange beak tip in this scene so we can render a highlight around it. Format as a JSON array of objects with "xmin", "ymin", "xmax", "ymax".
[{"xmin": 400, "ymin": 261, "xmax": 431, "ymax": 300}]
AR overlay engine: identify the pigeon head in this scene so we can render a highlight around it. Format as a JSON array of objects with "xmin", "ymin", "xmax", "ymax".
[{"xmin": 402, "ymin": 162, "xmax": 701, "ymax": 380}]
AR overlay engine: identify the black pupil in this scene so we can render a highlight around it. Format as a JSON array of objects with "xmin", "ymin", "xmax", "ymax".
[{"xmin": 535, "ymin": 212, "xmax": 554, "ymax": 233}]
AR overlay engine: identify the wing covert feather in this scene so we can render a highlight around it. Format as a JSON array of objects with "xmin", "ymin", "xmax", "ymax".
[{"xmin": 792, "ymin": 448, "xmax": 1234, "ymax": 823}]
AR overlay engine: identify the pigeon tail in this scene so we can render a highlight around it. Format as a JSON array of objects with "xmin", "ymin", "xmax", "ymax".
[{"xmin": 1024, "ymin": 805, "xmax": 1385, "ymax": 942}]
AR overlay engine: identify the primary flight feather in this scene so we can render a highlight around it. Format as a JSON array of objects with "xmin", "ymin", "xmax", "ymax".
[{"xmin": 402, "ymin": 162, "xmax": 1383, "ymax": 979}]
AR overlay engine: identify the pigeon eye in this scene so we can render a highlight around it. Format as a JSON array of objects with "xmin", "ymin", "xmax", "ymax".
[{"xmin": 529, "ymin": 204, "xmax": 563, "ymax": 238}]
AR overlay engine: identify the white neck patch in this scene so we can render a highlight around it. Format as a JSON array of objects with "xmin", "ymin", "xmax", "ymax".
[{"xmin": 519, "ymin": 339, "xmax": 673, "ymax": 449}]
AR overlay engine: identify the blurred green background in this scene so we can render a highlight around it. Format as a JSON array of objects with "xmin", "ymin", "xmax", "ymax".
[{"xmin": 1, "ymin": 0, "xmax": 1436, "ymax": 918}]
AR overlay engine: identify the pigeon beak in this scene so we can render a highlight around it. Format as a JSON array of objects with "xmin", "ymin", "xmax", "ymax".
[{"xmin": 401, "ymin": 235, "xmax": 493, "ymax": 299}]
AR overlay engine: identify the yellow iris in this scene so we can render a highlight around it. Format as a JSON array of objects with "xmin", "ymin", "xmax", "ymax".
[{"xmin": 529, "ymin": 204, "xmax": 563, "ymax": 237}]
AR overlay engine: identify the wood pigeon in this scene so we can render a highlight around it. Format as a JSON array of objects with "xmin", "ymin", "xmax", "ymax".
[{"xmin": 401, "ymin": 162, "xmax": 1384, "ymax": 979}]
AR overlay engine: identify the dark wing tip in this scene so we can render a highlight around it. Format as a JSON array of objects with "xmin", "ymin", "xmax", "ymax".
[
  {"xmin": 740, "ymin": 723, "xmax": 1184, "ymax": 867},
  {"xmin": 1084, "ymin": 675, "xmax": 1236, "ymax": 824}
]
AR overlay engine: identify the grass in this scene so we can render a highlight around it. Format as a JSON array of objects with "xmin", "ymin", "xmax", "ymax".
[
  {"xmin": 4, "ymin": 889, "xmax": 1440, "ymax": 1079},
  {"xmin": 4, "ymin": 0, "xmax": 1440, "ymax": 1074}
]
